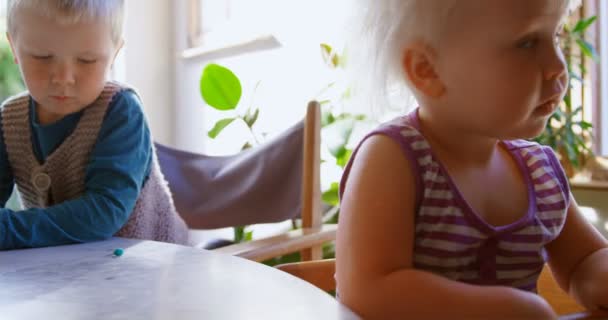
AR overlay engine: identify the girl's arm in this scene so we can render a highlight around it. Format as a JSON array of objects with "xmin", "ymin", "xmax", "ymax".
[
  {"xmin": 546, "ymin": 197, "xmax": 608, "ymax": 312},
  {"xmin": 336, "ymin": 135, "xmax": 557, "ymax": 320}
]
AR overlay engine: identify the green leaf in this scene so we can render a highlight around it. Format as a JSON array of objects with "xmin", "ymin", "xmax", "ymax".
[
  {"xmin": 323, "ymin": 118, "xmax": 355, "ymax": 157},
  {"xmin": 573, "ymin": 16, "xmax": 597, "ymax": 33},
  {"xmin": 322, "ymin": 183, "xmax": 340, "ymax": 206},
  {"xmin": 244, "ymin": 230, "xmax": 253, "ymax": 242},
  {"xmin": 575, "ymin": 38, "xmax": 599, "ymax": 61},
  {"xmin": 208, "ymin": 118, "xmax": 236, "ymax": 138},
  {"xmin": 563, "ymin": 143, "xmax": 578, "ymax": 167},
  {"xmin": 320, "ymin": 43, "xmax": 340, "ymax": 68},
  {"xmin": 576, "ymin": 121, "xmax": 593, "ymax": 130},
  {"xmin": 233, "ymin": 226, "xmax": 246, "ymax": 243},
  {"xmin": 200, "ymin": 63, "xmax": 242, "ymax": 111},
  {"xmin": 321, "ymin": 110, "xmax": 336, "ymax": 126},
  {"xmin": 331, "ymin": 145, "xmax": 347, "ymax": 159},
  {"xmin": 241, "ymin": 141, "xmax": 253, "ymax": 151},
  {"xmin": 243, "ymin": 108, "xmax": 260, "ymax": 128},
  {"xmin": 336, "ymin": 149, "xmax": 353, "ymax": 168}
]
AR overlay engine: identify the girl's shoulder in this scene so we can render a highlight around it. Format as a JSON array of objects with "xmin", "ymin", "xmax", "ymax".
[
  {"xmin": 501, "ymin": 139, "xmax": 563, "ymax": 172},
  {"xmin": 367, "ymin": 112, "xmax": 423, "ymax": 142},
  {"xmin": 502, "ymin": 139, "xmax": 547, "ymax": 151},
  {"xmin": 503, "ymin": 139, "xmax": 570, "ymax": 205}
]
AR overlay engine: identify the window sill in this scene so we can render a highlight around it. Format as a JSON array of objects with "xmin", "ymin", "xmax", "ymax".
[
  {"xmin": 570, "ymin": 178, "xmax": 608, "ymax": 191},
  {"xmin": 181, "ymin": 34, "xmax": 281, "ymax": 61}
]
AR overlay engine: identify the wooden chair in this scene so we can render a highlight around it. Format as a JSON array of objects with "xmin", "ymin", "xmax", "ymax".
[
  {"xmin": 157, "ymin": 101, "xmax": 336, "ymax": 262},
  {"xmin": 276, "ymin": 259, "xmax": 600, "ymax": 319}
]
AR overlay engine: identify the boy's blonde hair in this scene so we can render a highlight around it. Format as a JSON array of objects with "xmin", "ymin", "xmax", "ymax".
[
  {"xmin": 348, "ymin": 0, "xmax": 580, "ymax": 117},
  {"xmin": 6, "ymin": 0, "xmax": 124, "ymax": 44}
]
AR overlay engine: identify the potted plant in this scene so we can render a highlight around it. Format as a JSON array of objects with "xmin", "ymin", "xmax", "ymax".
[{"xmin": 199, "ymin": 63, "xmax": 260, "ymax": 244}]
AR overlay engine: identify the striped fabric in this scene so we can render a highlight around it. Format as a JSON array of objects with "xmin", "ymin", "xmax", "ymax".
[{"xmin": 341, "ymin": 110, "xmax": 570, "ymax": 292}]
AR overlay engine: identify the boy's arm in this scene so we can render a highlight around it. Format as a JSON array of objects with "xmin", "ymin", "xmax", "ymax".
[
  {"xmin": 0, "ymin": 91, "xmax": 151, "ymax": 250},
  {"xmin": 336, "ymin": 135, "xmax": 557, "ymax": 320},
  {"xmin": 546, "ymin": 197, "xmax": 608, "ymax": 312}
]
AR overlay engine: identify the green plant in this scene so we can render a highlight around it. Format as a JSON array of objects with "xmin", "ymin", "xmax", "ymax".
[
  {"xmin": 0, "ymin": 37, "xmax": 24, "ymax": 103},
  {"xmin": 198, "ymin": 44, "xmax": 369, "ymax": 260},
  {"xmin": 317, "ymin": 43, "xmax": 369, "ymax": 216},
  {"xmin": 534, "ymin": 15, "xmax": 598, "ymax": 174},
  {"xmin": 199, "ymin": 63, "xmax": 259, "ymax": 244}
]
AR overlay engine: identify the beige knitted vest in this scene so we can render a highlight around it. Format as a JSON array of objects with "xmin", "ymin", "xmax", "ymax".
[{"xmin": 1, "ymin": 82, "xmax": 189, "ymax": 244}]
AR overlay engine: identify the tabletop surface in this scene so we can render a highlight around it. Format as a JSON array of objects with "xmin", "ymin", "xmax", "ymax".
[{"xmin": 0, "ymin": 238, "xmax": 360, "ymax": 320}]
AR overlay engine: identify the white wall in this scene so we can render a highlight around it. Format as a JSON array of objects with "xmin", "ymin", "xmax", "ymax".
[
  {"xmin": 171, "ymin": 0, "xmax": 351, "ymax": 155},
  {"xmin": 120, "ymin": 1, "xmax": 350, "ymax": 155},
  {"xmin": 122, "ymin": 0, "xmax": 175, "ymax": 145}
]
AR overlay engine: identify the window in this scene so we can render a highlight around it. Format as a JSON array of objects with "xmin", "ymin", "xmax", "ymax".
[
  {"xmin": 598, "ymin": 0, "xmax": 608, "ymax": 154},
  {"xmin": 187, "ymin": 0, "xmax": 278, "ymax": 52},
  {"xmin": 185, "ymin": 1, "xmax": 608, "ymax": 159},
  {"xmin": 184, "ymin": 0, "xmax": 351, "ymax": 157},
  {"xmin": 0, "ymin": 0, "xmax": 6, "ymax": 32},
  {"xmin": 569, "ymin": 1, "xmax": 608, "ymax": 156}
]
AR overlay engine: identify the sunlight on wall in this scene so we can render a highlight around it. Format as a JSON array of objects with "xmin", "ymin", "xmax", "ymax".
[
  {"xmin": 601, "ymin": 1, "xmax": 608, "ymax": 154},
  {"xmin": 196, "ymin": 0, "xmax": 352, "ymax": 157},
  {"xmin": 580, "ymin": 206, "xmax": 599, "ymax": 224},
  {"xmin": 0, "ymin": 0, "xmax": 6, "ymax": 33}
]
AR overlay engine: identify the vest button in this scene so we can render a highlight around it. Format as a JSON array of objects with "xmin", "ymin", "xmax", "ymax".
[{"xmin": 32, "ymin": 172, "xmax": 51, "ymax": 192}]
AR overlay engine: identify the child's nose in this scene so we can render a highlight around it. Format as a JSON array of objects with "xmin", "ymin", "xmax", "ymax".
[
  {"xmin": 543, "ymin": 49, "xmax": 567, "ymax": 82},
  {"xmin": 51, "ymin": 62, "xmax": 76, "ymax": 85}
]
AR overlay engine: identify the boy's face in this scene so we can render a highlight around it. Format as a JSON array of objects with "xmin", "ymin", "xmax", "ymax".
[
  {"xmin": 7, "ymin": 8, "xmax": 121, "ymax": 124},
  {"xmin": 432, "ymin": 0, "xmax": 569, "ymax": 140}
]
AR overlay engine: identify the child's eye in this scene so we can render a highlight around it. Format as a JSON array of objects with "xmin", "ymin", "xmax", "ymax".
[
  {"xmin": 32, "ymin": 55, "xmax": 52, "ymax": 60},
  {"xmin": 77, "ymin": 58, "xmax": 97, "ymax": 64},
  {"xmin": 517, "ymin": 38, "xmax": 538, "ymax": 49}
]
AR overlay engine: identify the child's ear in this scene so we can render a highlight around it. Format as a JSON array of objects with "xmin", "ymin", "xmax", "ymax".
[
  {"xmin": 111, "ymin": 38, "xmax": 125, "ymax": 66},
  {"xmin": 402, "ymin": 43, "xmax": 445, "ymax": 98},
  {"xmin": 6, "ymin": 33, "xmax": 19, "ymax": 65}
]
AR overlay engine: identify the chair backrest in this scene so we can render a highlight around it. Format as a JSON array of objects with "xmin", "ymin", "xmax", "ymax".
[
  {"xmin": 156, "ymin": 101, "xmax": 322, "ymax": 231},
  {"xmin": 276, "ymin": 259, "xmax": 589, "ymax": 317}
]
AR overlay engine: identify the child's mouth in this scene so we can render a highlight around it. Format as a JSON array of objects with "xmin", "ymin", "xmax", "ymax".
[
  {"xmin": 534, "ymin": 100, "xmax": 558, "ymax": 117},
  {"xmin": 52, "ymin": 96, "xmax": 70, "ymax": 102}
]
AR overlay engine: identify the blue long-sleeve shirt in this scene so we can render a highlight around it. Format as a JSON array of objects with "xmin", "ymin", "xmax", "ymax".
[{"xmin": 0, "ymin": 90, "xmax": 152, "ymax": 250}]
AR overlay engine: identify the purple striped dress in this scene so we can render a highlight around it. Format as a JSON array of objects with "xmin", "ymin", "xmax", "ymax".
[{"xmin": 340, "ymin": 110, "xmax": 570, "ymax": 292}]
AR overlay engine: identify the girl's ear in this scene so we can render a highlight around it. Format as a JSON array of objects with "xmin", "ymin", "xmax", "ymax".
[
  {"xmin": 6, "ymin": 33, "xmax": 19, "ymax": 64},
  {"xmin": 402, "ymin": 43, "xmax": 445, "ymax": 98}
]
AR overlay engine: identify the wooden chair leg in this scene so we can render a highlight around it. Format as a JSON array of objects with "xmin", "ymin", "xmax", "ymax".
[{"xmin": 300, "ymin": 245, "xmax": 323, "ymax": 261}]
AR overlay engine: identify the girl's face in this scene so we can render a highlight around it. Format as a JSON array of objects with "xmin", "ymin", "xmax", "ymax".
[
  {"xmin": 432, "ymin": 0, "xmax": 569, "ymax": 140},
  {"xmin": 8, "ymin": 8, "xmax": 121, "ymax": 125}
]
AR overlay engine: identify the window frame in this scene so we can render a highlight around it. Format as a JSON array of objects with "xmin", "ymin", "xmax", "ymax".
[
  {"xmin": 183, "ymin": 0, "xmax": 280, "ymax": 60},
  {"xmin": 596, "ymin": 0, "xmax": 608, "ymax": 155}
]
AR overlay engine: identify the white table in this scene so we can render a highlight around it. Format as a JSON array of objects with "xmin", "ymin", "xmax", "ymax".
[{"xmin": 0, "ymin": 238, "xmax": 360, "ymax": 320}]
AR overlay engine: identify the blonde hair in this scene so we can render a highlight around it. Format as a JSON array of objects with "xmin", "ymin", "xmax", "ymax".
[
  {"xmin": 348, "ymin": 0, "xmax": 580, "ymax": 118},
  {"xmin": 6, "ymin": 0, "xmax": 124, "ymax": 44}
]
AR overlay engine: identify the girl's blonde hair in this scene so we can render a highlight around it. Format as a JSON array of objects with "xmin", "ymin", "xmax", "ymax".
[
  {"xmin": 348, "ymin": 0, "xmax": 580, "ymax": 118},
  {"xmin": 7, "ymin": 0, "xmax": 124, "ymax": 44}
]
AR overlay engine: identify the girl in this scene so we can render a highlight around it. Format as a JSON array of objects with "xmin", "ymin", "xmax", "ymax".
[{"xmin": 337, "ymin": 1, "xmax": 608, "ymax": 319}]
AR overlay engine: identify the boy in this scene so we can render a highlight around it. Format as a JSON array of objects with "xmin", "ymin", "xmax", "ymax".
[{"xmin": 1, "ymin": 0, "xmax": 188, "ymax": 250}]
